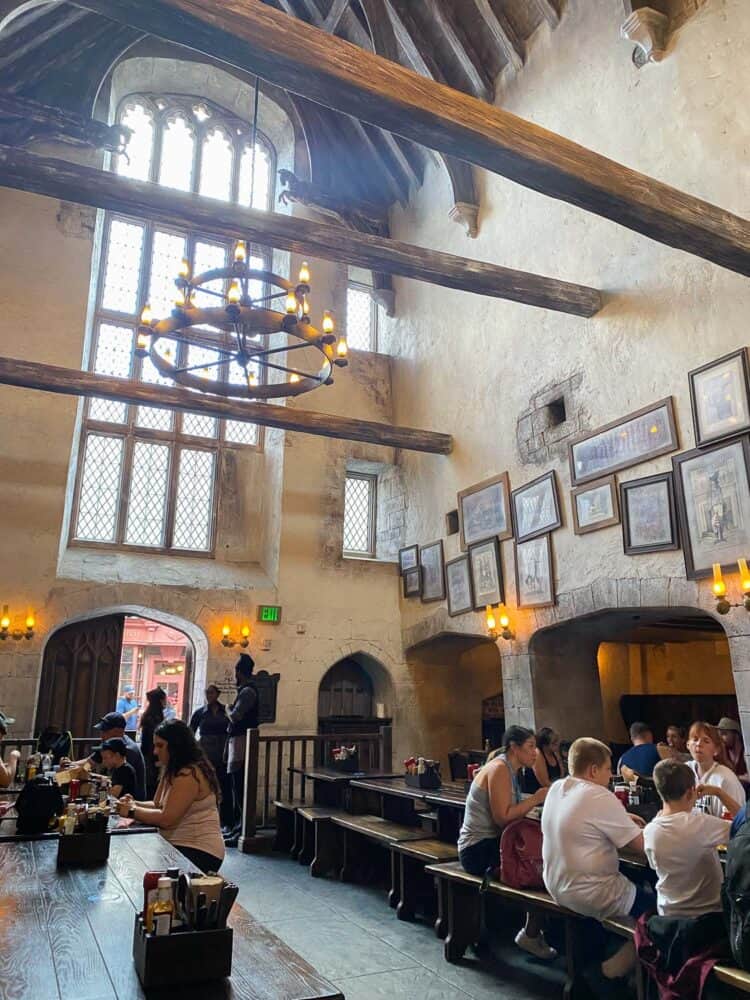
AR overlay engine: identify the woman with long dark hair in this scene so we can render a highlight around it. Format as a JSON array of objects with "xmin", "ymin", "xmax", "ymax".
[
  {"xmin": 139, "ymin": 687, "xmax": 166, "ymax": 798},
  {"xmin": 116, "ymin": 719, "xmax": 225, "ymax": 871}
]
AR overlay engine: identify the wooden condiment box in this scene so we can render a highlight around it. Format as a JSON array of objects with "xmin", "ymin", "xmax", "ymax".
[
  {"xmin": 56, "ymin": 830, "xmax": 111, "ymax": 867},
  {"xmin": 132, "ymin": 915, "xmax": 233, "ymax": 988}
]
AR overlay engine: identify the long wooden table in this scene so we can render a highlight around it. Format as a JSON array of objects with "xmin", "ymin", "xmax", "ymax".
[
  {"xmin": 348, "ymin": 776, "xmax": 467, "ymax": 842},
  {"xmin": 0, "ymin": 833, "xmax": 343, "ymax": 1000}
]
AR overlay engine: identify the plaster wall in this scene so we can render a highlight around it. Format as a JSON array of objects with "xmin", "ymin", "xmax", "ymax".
[{"xmin": 382, "ymin": 0, "xmax": 750, "ymax": 740}]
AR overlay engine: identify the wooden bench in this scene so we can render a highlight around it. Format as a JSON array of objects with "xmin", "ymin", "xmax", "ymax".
[
  {"xmin": 330, "ymin": 813, "xmax": 431, "ymax": 895},
  {"xmin": 390, "ymin": 838, "xmax": 458, "ymax": 923},
  {"xmin": 296, "ymin": 806, "xmax": 348, "ymax": 877},
  {"xmin": 272, "ymin": 799, "xmax": 305, "ymax": 856},
  {"xmin": 714, "ymin": 964, "xmax": 750, "ymax": 993}
]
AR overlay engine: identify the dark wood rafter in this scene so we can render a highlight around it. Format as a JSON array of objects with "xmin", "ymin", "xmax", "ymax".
[
  {"xmin": 0, "ymin": 92, "xmax": 130, "ymax": 152},
  {"xmin": 0, "ymin": 143, "xmax": 603, "ymax": 315},
  {"xmin": 323, "ymin": 0, "xmax": 348, "ymax": 34},
  {"xmin": 68, "ymin": 0, "xmax": 749, "ymax": 275},
  {"xmin": 0, "ymin": 7, "xmax": 87, "ymax": 73},
  {"xmin": 429, "ymin": 0, "xmax": 493, "ymax": 101},
  {"xmin": 472, "ymin": 0, "xmax": 524, "ymax": 72},
  {"xmin": 532, "ymin": 0, "xmax": 561, "ymax": 28},
  {"xmin": 0, "ymin": 356, "xmax": 454, "ymax": 454}
]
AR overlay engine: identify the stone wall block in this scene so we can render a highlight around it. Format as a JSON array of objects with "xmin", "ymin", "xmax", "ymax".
[
  {"xmin": 617, "ymin": 578, "xmax": 641, "ymax": 608},
  {"xmin": 640, "ymin": 577, "xmax": 669, "ymax": 608},
  {"xmin": 592, "ymin": 577, "xmax": 618, "ymax": 611},
  {"xmin": 733, "ymin": 670, "xmax": 750, "ymax": 711},
  {"xmin": 556, "ymin": 591, "xmax": 575, "ymax": 622},
  {"xmin": 668, "ymin": 578, "xmax": 700, "ymax": 608},
  {"xmin": 571, "ymin": 585, "xmax": 595, "ymax": 620},
  {"xmin": 729, "ymin": 635, "xmax": 750, "ymax": 672}
]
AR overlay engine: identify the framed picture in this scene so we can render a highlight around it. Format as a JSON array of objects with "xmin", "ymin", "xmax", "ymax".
[
  {"xmin": 571, "ymin": 476, "xmax": 620, "ymax": 535},
  {"xmin": 457, "ymin": 472, "xmax": 512, "ymax": 551},
  {"xmin": 402, "ymin": 567, "xmax": 421, "ymax": 598},
  {"xmin": 445, "ymin": 556, "xmax": 473, "ymax": 616},
  {"xmin": 620, "ymin": 472, "xmax": 679, "ymax": 555},
  {"xmin": 689, "ymin": 349, "xmax": 750, "ymax": 447},
  {"xmin": 514, "ymin": 534, "xmax": 555, "ymax": 609},
  {"xmin": 672, "ymin": 436, "xmax": 750, "ymax": 579},
  {"xmin": 468, "ymin": 538, "xmax": 504, "ymax": 609},
  {"xmin": 419, "ymin": 540, "xmax": 446, "ymax": 603},
  {"xmin": 398, "ymin": 544, "xmax": 418, "ymax": 575},
  {"xmin": 511, "ymin": 470, "xmax": 562, "ymax": 542},
  {"xmin": 568, "ymin": 398, "xmax": 679, "ymax": 486}
]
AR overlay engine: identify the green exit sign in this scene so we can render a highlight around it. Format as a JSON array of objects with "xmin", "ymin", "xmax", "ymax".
[{"xmin": 257, "ymin": 605, "xmax": 282, "ymax": 624}]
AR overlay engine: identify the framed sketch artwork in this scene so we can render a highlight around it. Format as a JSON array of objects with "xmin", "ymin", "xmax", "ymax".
[
  {"xmin": 689, "ymin": 349, "xmax": 750, "ymax": 447},
  {"xmin": 672, "ymin": 436, "xmax": 750, "ymax": 579},
  {"xmin": 571, "ymin": 476, "xmax": 620, "ymax": 535},
  {"xmin": 402, "ymin": 567, "xmax": 421, "ymax": 598},
  {"xmin": 468, "ymin": 539, "xmax": 503, "ymax": 609},
  {"xmin": 457, "ymin": 472, "xmax": 512, "ymax": 551},
  {"xmin": 398, "ymin": 545, "xmax": 419, "ymax": 575},
  {"xmin": 419, "ymin": 540, "xmax": 446, "ymax": 603},
  {"xmin": 511, "ymin": 470, "xmax": 562, "ymax": 542},
  {"xmin": 568, "ymin": 398, "xmax": 679, "ymax": 486},
  {"xmin": 620, "ymin": 473, "xmax": 679, "ymax": 555},
  {"xmin": 445, "ymin": 555, "xmax": 474, "ymax": 616},
  {"xmin": 514, "ymin": 534, "xmax": 555, "ymax": 609}
]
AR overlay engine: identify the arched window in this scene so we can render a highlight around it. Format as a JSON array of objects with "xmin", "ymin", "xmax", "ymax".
[{"xmin": 70, "ymin": 94, "xmax": 276, "ymax": 555}]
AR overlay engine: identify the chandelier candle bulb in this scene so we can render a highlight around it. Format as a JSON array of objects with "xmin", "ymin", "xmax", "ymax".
[
  {"xmin": 712, "ymin": 563, "xmax": 727, "ymax": 597},
  {"xmin": 285, "ymin": 292, "xmax": 297, "ymax": 315},
  {"xmin": 298, "ymin": 261, "xmax": 310, "ymax": 285},
  {"xmin": 289, "ymin": 373, "xmax": 300, "ymax": 384},
  {"xmin": 234, "ymin": 240, "xmax": 247, "ymax": 263},
  {"xmin": 227, "ymin": 281, "xmax": 241, "ymax": 305},
  {"xmin": 140, "ymin": 304, "xmax": 153, "ymax": 326},
  {"xmin": 178, "ymin": 258, "xmax": 191, "ymax": 280},
  {"xmin": 135, "ymin": 331, "xmax": 150, "ymax": 358}
]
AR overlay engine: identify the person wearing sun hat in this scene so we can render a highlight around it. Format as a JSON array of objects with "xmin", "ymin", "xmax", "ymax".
[
  {"xmin": 717, "ymin": 717, "xmax": 749, "ymax": 786},
  {"xmin": 0, "ymin": 710, "xmax": 20, "ymax": 788}
]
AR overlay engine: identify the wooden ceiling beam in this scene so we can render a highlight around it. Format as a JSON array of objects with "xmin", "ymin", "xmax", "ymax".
[
  {"xmin": 0, "ymin": 143, "xmax": 602, "ymax": 315},
  {"xmin": 0, "ymin": 356, "xmax": 454, "ymax": 454},
  {"xmin": 532, "ymin": 0, "xmax": 560, "ymax": 28},
  {"xmin": 323, "ymin": 0, "xmax": 349, "ymax": 34},
  {"xmin": 68, "ymin": 0, "xmax": 748, "ymax": 275},
  {"xmin": 0, "ymin": 7, "xmax": 88, "ymax": 73}
]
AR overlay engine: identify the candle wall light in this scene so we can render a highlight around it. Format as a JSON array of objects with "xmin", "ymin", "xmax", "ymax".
[
  {"xmin": 486, "ymin": 605, "xmax": 514, "ymax": 642},
  {"xmin": 712, "ymin": 561, "xmax": 750, "ymax": 615},
  {"xmin": 0, "ymin": 606, "xmax": 35, "ymax": 641},
  {"xmin": 221, "ymin": 623, "xmax": 251, "ymax": 648}
]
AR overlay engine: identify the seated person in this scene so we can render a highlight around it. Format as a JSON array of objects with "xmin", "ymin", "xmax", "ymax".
[
  {"xmin": 0, "ymin": 711, "xmax": 20, "ymax": 788},
  {"xmin": 656, "ymin": 724, "xmax": 691, "ymax": 763},
  {"xmin": 63, "ymin": 712, "xmax": 146, "ymax": 800},
  {"xmin": 522, "ymin": 726, "xmax": 566, "ymax": 793},
  {"xmin": 96, "ymin": 737, "xmax": 137, "ymax": 798},
  {"xmin": 717, "ymin": 717, "xmax": 749, "ymax": 786},
  {"xmin": 618, "ymin": 722, "xmax": 661, "ymax": 779},
  {"xmin": 542, "ymin": 737, "xmax": 648, "ymax": 982},
  {"xmin": 116, "ymin": 719, "xmax": 225, "ymax": 873},
  {"xmin": 686, "ymin": 721, "xmax": 744, "ymax": 818},
  {"xmin": 645, "ymin": 759, "xmax": 731, "ymax": 918}
]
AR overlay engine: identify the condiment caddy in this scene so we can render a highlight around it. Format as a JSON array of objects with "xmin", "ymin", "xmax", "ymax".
[
  {"xmin": 330, "ymin": 744, "xmax": 360, "ymax": 773},
  {"xmin": 404, "ymin": 756, "xmax": 441, "ymax": 789}
]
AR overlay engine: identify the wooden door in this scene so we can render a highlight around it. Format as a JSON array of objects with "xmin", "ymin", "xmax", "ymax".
[{"xmin": 36, "ymin": 615, "xmax": 125, "ymax": 737}]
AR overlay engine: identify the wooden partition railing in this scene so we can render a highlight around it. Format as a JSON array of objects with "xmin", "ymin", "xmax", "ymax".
[
  {"xmin": 1, "ymin": 737, "xmax": 100, "ymax": 761},
  {"xmin": 241, "ymin": 726, "xmax": 392, "ymax": 841}
]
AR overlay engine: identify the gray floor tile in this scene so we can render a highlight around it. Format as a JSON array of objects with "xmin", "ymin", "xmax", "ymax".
[{"xmin": 336, "ymin": 966, "xmax": 472, "ymax": 999}]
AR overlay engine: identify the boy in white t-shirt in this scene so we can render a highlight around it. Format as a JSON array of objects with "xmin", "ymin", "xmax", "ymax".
[
  {"xmin": 542, "ymin": 737, "xmax": 648, "ymax": 982},
  {"xmin": 644, "ymin": 759, "xmax": 731, "ymax": 918}
]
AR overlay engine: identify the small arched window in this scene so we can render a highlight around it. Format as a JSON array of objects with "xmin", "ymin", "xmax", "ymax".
[{"xmin": 70, "ymin": 94, "xmax": 276, "ymax": 555}]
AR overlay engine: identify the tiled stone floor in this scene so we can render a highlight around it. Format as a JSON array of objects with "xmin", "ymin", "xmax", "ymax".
[{"xmin": 220, "ymin": 848, "xmax": 565, "ymax": 999}]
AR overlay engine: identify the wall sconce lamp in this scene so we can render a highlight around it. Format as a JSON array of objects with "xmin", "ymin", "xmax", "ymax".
[
  {"xmin": 712, "ymin": 561, "xmax": 750, "ymax": 615},
  {"xmin": 221, "ymin": 623, "xmax": 251, "ymax": 648},
  {"xmin": 486, "ymin": 605, "xmax": 514, "ymax": 642},
  {"xmin": 0, "ymin": 606, "xmax": 35, "ymax": 641}
]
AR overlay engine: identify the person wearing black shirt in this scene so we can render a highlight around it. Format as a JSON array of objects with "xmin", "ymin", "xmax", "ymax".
[
  {"xmin": 97, "ymin": 737, "xmax": 137, "ymax": 798},
  {"xmin": 140, "ymin": 687, "xmax": 166, "ymax": 798},
  {"xmin": 190, "ymin": 684, "xmax": 232, "ymax": 830},
  {"xmin": 62, "ymin": 712, "xmax": 146, "ymax": 799}
]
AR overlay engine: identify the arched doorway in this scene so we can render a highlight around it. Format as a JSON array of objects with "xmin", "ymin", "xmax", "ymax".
[
  {"xmin": 529, "ymin": 607, "xmax": 736, "ymax": 754},
  {"xmin": 36, "ymin": 610, "xmax": 199, "ymax": 737},
  {"xmin": 317, "ymin": 652, "xmax": 391, "ymax": 737}
]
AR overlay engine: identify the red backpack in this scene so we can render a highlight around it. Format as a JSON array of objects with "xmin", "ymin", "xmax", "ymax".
[{"xmin": 499, "ymin": 819, "xmax": 544, "ymax": 889}]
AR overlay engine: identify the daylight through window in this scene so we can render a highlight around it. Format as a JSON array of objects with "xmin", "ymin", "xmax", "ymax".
[{"xmin": 343, "ymin": 474, "xmax": 377, "ymax": 557}]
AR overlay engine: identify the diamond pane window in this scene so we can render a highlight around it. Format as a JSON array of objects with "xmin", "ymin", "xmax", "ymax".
[
  {"xmin": 149, "ymin": 230, "xmax": 187, "ymax": 317},
  {"xmin": 101, "ymin": 219, "xmax": 145, "ymax": 314},
  {"xmin": 343, "ymin": 474, "xmax": 376, "ymax": 556},
  {"xmin": 225, "ymin": 421, "xmax": 259, "ymax": 446},
  {"xmin": 116, "ymin": 102, "xmax": 154, "ymax": 182},
  {"xmin": 199, "ymin": 127, "xmax": 233, "ymax": 201},
  {"xmin": 74, "ymin": 434, "xmax": 124, "ymax": 542},
  {"xmin": 192, "ymin": 241, "xmax": 227, "ymax": 308},
  {"xmin": 89, "ymin": 323, "xmax": 133, "ymax": 423},
  {"xmin": 172, "ymin": 449, "xmax": 215, "ymax": 550},
  {"xmin": 182, "ymin": 413, "xmax": 217, "ymax": 439},
  {"xmin": 136, "ymin": 344, "xmax": 174, "ymax": 431},
  {"xmin": 158, "ymin": 115, "xmax": 195, "ymax": 192},
  {"xmin": 238, "ymin": 143, "xmax": 270, "ymax": 210},
  {"xmin": 124, "ymin": 441, "xmax": 170, "ymax": 546},
  {"xmin": 346, "ymin": 285, "xmax": 375, "ymax": 352}
]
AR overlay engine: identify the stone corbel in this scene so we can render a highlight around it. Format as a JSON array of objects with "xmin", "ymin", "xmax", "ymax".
[
  {"xmin": 449, "ymin": 201, "xmax": 480, "ymax": 239},
  {"xmin": 621, "ymin": 5, "xmax": 669, "ymax": 67}
]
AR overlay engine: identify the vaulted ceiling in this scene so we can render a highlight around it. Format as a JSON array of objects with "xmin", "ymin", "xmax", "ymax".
[{"xmin": 0, "ymin": 0, "xmax": 564, "ymax": 232}]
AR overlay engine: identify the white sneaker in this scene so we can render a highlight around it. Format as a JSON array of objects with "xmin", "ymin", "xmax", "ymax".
[{"xmin": 514, "ymin": 929, "xmax": 558, "ymax": 961}]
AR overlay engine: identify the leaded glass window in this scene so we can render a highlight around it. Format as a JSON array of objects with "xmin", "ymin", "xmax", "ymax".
[
  {"xmin": 343, "ymin": 474, "xmax": 377, "ymax": 557},
  {"xmin": 72, "ymin": 94, "xmax": 276, "ymax": 554},
  {"xmin": 346, "ymin": 283, "xmax": 377, "ymax": 352}
]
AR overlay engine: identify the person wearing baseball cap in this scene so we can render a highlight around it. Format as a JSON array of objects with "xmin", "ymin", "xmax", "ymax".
[
  {"xmin": 717, "ymin": 718, "xmax": 749, "ymax": 785},
  {"xmin": 63, "ymin": 712, "xmax": 146, "ymax": 798},
  {"xmin": 0, "ymin": 711, "xmax": 20, "ymax": 788},
  {"xmin": 94, "ymin": 736, "xmax": 137, "ymax": 798}
]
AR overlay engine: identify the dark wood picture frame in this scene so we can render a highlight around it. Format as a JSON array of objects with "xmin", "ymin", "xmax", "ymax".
[
  {"xmin": 419, "ymin": 540, "xmax": 446, "ymax": 603},
  {"xmin": 568, "ymin": 397, "xmax": 679, "ymax": 486},
  {"xmin": 672, "ymin": 436, "xmax": 750, "ymax": 580},
  {"xmin": 402, "ymin": 566, "xmax": 421, "ymax": 598},
  {"xmin": 620, "ymin": 472, "xmax": 679, "ymax": 555},
  {"xmin": 468, "ymin": 538, "xmax": 504, "ymax": 610},
  {"xmin": 445, "ymin": 555, "xmax": 474, "ymax": 616},
  {"xmin": 571, "ymin": 475, "xmax": 620, "ymax": 535},
  {"xmin": 511, "ymin": 470, "xmax": 562, "ymax": 543},
  {"xmin": 398, "ymin": 544, "xmax": 419, "ymax": 575},
  {"xmin": 457, "ymin": 471, "xmax": 512, "ymax": 551},
  {"xmin": 688, "ymin": 348, "xmax": 750, "ymax": 447},
  {"xmin": 514, "ymin": 534, "xmax": 555, "ymax": 609}
]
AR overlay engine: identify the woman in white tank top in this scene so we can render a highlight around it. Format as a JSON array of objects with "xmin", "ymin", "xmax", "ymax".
[{"xmin": 116, "ymin": 719, "xmax": 225, "ymax": 871}]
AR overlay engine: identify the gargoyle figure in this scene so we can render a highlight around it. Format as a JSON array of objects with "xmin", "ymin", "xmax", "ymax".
[
  {"xmin": 0, "ymin": 95, "xmax": 132, "ymax": 154},
  {"xmin": 278, "ymin": 169, "xmax": 395, "ymax": 315}
]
